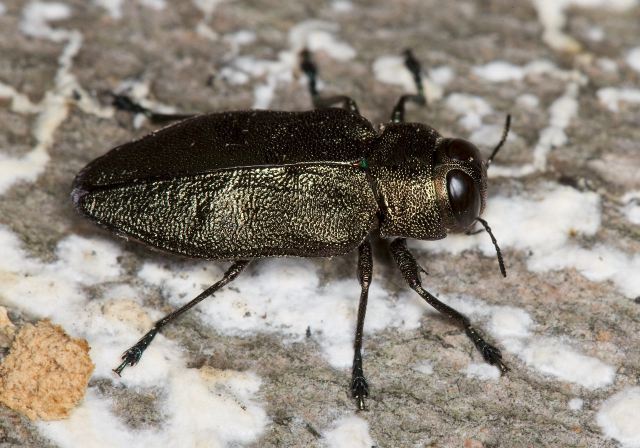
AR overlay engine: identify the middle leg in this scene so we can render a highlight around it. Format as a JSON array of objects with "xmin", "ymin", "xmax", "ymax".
[
  {"xmin": 351, "ymin": 237, "xmax": 372, "ymax": 410},
  {"xmin": 389, "ymin": 238, "xmax": 508, "ymax": 373}
]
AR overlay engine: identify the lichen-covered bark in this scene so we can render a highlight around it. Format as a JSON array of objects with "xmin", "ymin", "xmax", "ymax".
[{"xmin": 1, "ymin": 0, "xmax": 639, "ymax": 447}]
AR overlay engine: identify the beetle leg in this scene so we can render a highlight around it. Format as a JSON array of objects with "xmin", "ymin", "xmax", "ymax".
[
  {"xmin": 351, "ymin": 237, "xmax": 372, "ymax": 410},
  {"xmin": 110, "ymin": 92, "xmax": 195, "ymax": 124},
  {"xmin": 390, "ymin": 49, "xmax": 427, "ymax": 123},
  {"xmin": 113, "ymin": 260, "xmax": 250, "ymax": 376},
  {"xmin": 389, "ymin": 238, "xmax": 509, "ymax": 374},
  {"xmin": 300, "ymin": 49, "xmax": 360, "ymax": 114}
]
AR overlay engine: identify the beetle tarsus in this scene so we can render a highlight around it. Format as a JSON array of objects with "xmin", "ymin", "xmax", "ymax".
[
  {"xmin": 351, "ymin": 375, "xmax": 369, "ymax": 411},
  {"xmin": 110, "ymin": 92, "xmax": 149, "ymax": 116},
  {"xmin": 465, "ymin": 326, "xmax": 509, "ymax": 374},
  {"xmin": 109, "ymin": 92, "xmax": 194, "ymax": 124},
  {"xmin": 112, "ymin": 327, "xmax": 158, "ymax": 376}
]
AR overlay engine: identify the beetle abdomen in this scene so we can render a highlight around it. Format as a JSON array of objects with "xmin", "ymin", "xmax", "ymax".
[{"xmin": 74, "ymin": 164, "xmax": 377, "ymax": 259}]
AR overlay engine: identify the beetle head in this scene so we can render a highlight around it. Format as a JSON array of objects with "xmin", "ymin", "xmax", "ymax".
[
  {"xmin": 433, "ymin": 138, "xmax": 487, "ymax": 233},
  {"xmin": 431, "ymin": 116, "xmax": 510, "ymax": 277},
  {"xmin": 433, "ymin": 115, "xmax": 510, "ymax": 234}
]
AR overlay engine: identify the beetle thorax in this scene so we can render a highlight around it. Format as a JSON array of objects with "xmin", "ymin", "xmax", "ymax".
[
  {"xmin": 367, "ymin": 123, "xmax": 489, "ymax": 240},
  {"xmin": 368, "ymin": 123, "xmax": 447, "ymax": 241}
]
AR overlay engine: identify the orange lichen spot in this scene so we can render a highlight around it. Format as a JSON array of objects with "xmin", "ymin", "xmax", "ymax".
[
  {"xmin": 464, "ymin": 439, "xmax": 485, "ymax": 448},
  {"xmin": 0, "ymin": 320, "xmax": 94, "ymax": 420},
  {"xmin": 0, "ymin": 306, "xmax": 16, "ymax": 348},
  {"xmin": 596, "ymin": 330, "xmax": 613, "ymax": 342}
]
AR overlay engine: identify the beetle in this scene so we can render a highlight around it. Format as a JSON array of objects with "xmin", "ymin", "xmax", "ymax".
[{"xmin": 72, "ymin": 49, "xmax": 510, "ymax": 410}]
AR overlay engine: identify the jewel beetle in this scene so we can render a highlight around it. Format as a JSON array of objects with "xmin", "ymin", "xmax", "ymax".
[{"xmin": 72, "ymin": 49, "xmax": 510, "ymax": 410}]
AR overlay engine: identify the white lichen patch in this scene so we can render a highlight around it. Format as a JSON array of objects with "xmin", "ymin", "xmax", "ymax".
[
  {"xmin": 487, "ymin": 307, "xmax": 532, "ymax": 340},
  {"xmin": 585, "ymin": 26, "xmax": 604, "ymax": 41},
  {"xmin": 597, "ymin": 387, "xmax": 640, "ymax": 447},
  {"xmin": 531, "ymin": 0, "xmax": 639, "ymax": 52},
  {"xmin": 516, "ymin": 93, "xmax": 540, "ymax": 109},
  {"xmin": 0, "ymin": 231, "xmax": 122, "ymax": 323},
  {"xmin": 331, "ymin": 0, "xmax": 353, "ymax": 13},
  {"xmin": 412, "ymin": 360, "xmax": 434, "ymax": 375},
  {"xmin": 472, "ymin": 60, "xmax": 526, "ymax": 82},
  {"xmin": 597, "ymin": 58, "xmax": 619, "ymax": 73},
  {"xmin": 139, "ymin": 0, "xmax": 166, "ymax": 11},
  {"xmin": 568, "ymin": 397, "xmax": 584, "ymax": 410},
  {"xmin": 447, "ymin": 63, "xmax": 581, "ymax": 178},
  {"xmin": 92, "ymin": 0, "xmax": 124, "ymax": 19},
  {"xmin": 464, "ymin": 363, "xmax": 500, "ymax": 380},
  {"xmin": 620, "ymin": 192, "xmax": 640, "ymax": 225},
  {"xmin": 0, "ymin": 2, "xmax": 6, "ymax": 15},
  {"xmin": 290, "ymin": 20, "xmax": 356, "ymax": 61},
  {"xmin": 626, "ymin": 47, "xmax": 640, "ymax": 73},
  {"xmin": 223, "ymin": 29, "xmax": 256, "ymax": 56},
  {"xmin": 219, "ymin": 20, "xmax": 355, "ymax": 109},
  {"xmin": 520, "ymin": 340, "xmax": 615, "ymax": 389},
  {"xmin": 38, "ymin": 366, "xmax": 266, "ymax": 447},
  {"xmin": 373, "ymin": 55, "xmax": 452, "ymax": 103},
  {"xmin": 444, "ymin": 93, "xmax": 493, "ymax": 130},
  {"xmin": 0, "ymin": 3, "xmax": 111, "ymax": 194},
  {"xmin": 469, "ymin": 123, "xmax": 518, "ymax": 150},
  {"xmin": 490, "ymin": 82, "xmax": 581, "ymax": 177},
  {"xmin": 192, "ymin": 0, "xmax": 225, "ymax": 18},
  {"xmin": 411, "ymin": 294, "xmax": 616, "ymax": 389},
  {"xmin": 487, "ymin": 305, "xmax": 615, "ymax": 389},
  {"xmin": 0, "ymin": 226, "xmax": 268, "ymax": 445},
  {"xmin": 191, "ymin": 0, "xmax": 227, "ymax": 40},
  {"xmin": 597, "ymin": 87, "xmax": 640, "ymax": 112},
  {"xmin": 419, "ymin": 183, "xmax": 639, "ymax": 299},
  {"xmin": 323, "ymin": 415, "xmax": 374, "ymax": 448},
  {"xmin": 472, "ymin": 59, "xmax": 584, "ymax": 84},
  {"xmin": 138, "ymin": 258, "xmax": 425, "ymax": 369},
  {"xmin": 0, "ymin": 82, "xmax": 41, "ymax": 114}
]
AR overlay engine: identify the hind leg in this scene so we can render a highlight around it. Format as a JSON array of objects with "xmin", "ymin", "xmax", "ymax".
[
  {"xmin": 113, "ymin": 260, "xmax": 250, "ymax": 376},
  {"xmin": 110, "ymin": 92, "xmax": 195, "ymax": 124},
  {"xmin": 300, "ymin": 49, "xmax": 360, "ymax": 114}
]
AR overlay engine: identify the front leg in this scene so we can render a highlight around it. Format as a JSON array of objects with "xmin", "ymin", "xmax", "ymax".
[
  {"xmin": 389, "ymin": 238, "xmax": 508, "ymax": 373},
  {"xmin": 351, "ymin": 237, "xmax": 372, "ymax": 410}
]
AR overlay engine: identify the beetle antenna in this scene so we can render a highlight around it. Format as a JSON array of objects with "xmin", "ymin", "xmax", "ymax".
[
  {"xmin": 487, "ymin": 114, "xmax": 511, "ymax": 166},
  {"xmin": 475, "ymin": 217, "xmax": 506, "ymax": 277}
]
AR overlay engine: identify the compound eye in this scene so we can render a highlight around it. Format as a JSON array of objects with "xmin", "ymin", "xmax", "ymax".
[
  {"xmin": 446, "ymin": 169, "xmax": 481, "ymax": 229},
  {"xmin": 445, "ymin": 139, "xmax": 482, "ymax": 169}
]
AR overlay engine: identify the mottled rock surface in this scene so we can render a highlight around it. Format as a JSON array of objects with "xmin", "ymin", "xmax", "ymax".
[{"xmin": 0, "ymin": 0, "xmax": 639, "ymax": 447}]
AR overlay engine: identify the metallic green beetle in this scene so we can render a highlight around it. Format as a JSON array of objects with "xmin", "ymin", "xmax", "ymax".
[{"xmin": 72, "ymin": 50, "xmax": 509, "ymax": 410}]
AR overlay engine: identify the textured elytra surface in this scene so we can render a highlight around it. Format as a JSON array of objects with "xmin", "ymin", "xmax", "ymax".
[
  {"xmin": 78, "ymin": 164, "xmax": 378, "ymax": 259},
  {"xmin": 1, "ymin": 1, "xmax": 640, "ymax": 448}
]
